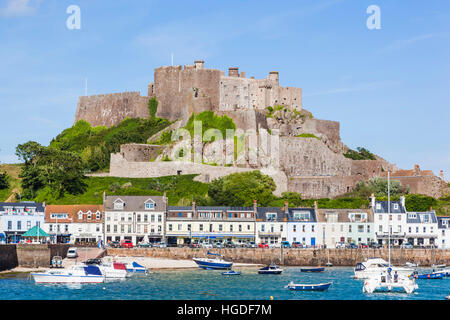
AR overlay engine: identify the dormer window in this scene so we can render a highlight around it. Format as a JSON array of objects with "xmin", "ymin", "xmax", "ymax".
[
  {"xmin": 376, "ymin": 203, "xmax": 381, "ymax": 210},
  {"xmin": 293, "ymin": 211, "xmax": 311, "ymax": 222},
  {"xmin": 78, "ymin": 212, "xmax": 83, "ymax": 220},
  {"xmin": 144, "ymin": 199, "xmax": 156, "ymax": 210},
  {"xmin": 87, "ymin": 212, "xmax": 92, "ymax": 220},
  {"xmin": 113, "ymin": 199, "xmax": 124, "ymax": 210},
  {"xmin": 393, "ymin": 204, "xmax": 399, "ymax": 210},
  {"xmin": 408, "ymin": 213, "xmax": 417, "ymax": 219},
  {"xmin": 266, "ymin": 212, "xmax": 277, "ymax": 221},
  {"xmin": 422, "ymin": 214, "xmax": 429, "ymax": 223}
]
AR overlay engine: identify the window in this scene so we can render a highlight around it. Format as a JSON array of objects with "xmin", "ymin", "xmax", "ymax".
[
  {"xmin": 302, "ymin": 225, "xmax": 306, "ymax": 232},
  {"xmin": 219, "ymin": 224, "xmax": 223, "ymax": 231},
  {"xmin": 349, "ymin": 225, "xmax": 352, "ymax": 232},
  {"xmin": 376, "ymin": 203, "xmax": 381, "ymax": 210},
  {"xmin": 409, "ymin": 227, "xmax": 412, "ymax": 233},
  {"xmin": 247, "ymin": 224, "xmax": 250, "ymax": 230},
  {"xmin": 178, "ymin": 224, "xmax": 182, "ymax": 231},
  {"xmin": 423, "ymin": 214, "xmax": 429, "ymax": 223},
  {"xmin": 230, "ymin": 225, "xmax": 233, "ymax": 232},
  {"xmin": 239, "ymin": 225, "xmax": 242, "ymax": 232},
  {"xmin": 416, "ymin": 227, "xmax": 419, "ymax": 233},
  {"xmin": 107, "ymin": 225, "xmax": 110, "ymax": 232},
  {"xmin": 137, "ymin": 214, "xmax": 141, "ymax": 222},
  {"xmin": 199, "ymin": 224, "xmax": 203, "ymax": 231},
  {"xmin": 78, "ymin": 212, "xmax": 83, "ymax": 220},
  {"xmin": 397, "ymin": 225, "xmax": 401, "ymax": 233},
  {"xmin": 121, "ymin": 225, "xmax": 124, "ymax": 233},
  {"xmin": 17, "ymin": 221, "xmax": 21, "ymax": 230},
  {"xmin": 266, "ymin": 213, "xmax": 277, "ymax": 221},
  {"xmin": 96, "ymin": 213, "xmax": 100, "ymax": 220},
  {"xmin": 158, "ymin": 215, "xmax": 162, "ymax": 223},
  {"xmin": 49, "ymin": 225, "xmax": 53, "ymax": 232},
  {"xmin": 151, "ymin": 215, "xmax": 155, "ymax": 222},
  {"xmin": 397, "ymin": 215, "xmax": 401, "ymax": 221},
  {"xmin": 393, "ymin": 204, "xmax": 399, "ymax": 210},
  {"xmin": 113, "ymin": 200, "xmax": 124, "ymax": 210},
  {"xmin": 87, "ymin": 213, "xmax": 92, "ymax": 220},
  {"xmin": 358, "ymin": 225, "xmax": 364, "ymax": 233},
  {"xmin": 379, "ymin": 215, "xmax": 382, "ymax": 220},
  {"xmin": 379, "ymin": 225, "xmax": 382, "ymax": 232},
  {"xmin": 408, "ymin": 213, "xmax": 417, "ymax": 219},
  {"xmin": 367, "ymin": 225, "xmax": 370, "ymax": 233},
  {"xmin": 423, "ymin": 227, "xmax": 426, "ymax": 233},
  {"xmin": 261, "ymin": 225, "xmax": 265, "ymax": 232},
  {"xmin": 293, "ymin": 211, "xmax": 311, "ymax": 221},
  {"xmin": 143, "ymin": 214, "xmax": 148, "ymax": 222},
  {"xmin": 247, "ymin": 213, "xmax": 251, "ymax": 218},
  {"xmin": 158, "ymin": 225, "xmax": 161, "ymax": 233},
  {"xmin": 389, "ymin": 215, "xmax": 392, "ymax": 221},
  {"xmin": 168, "ymin": 224, "xmax": 172, "ymax": 231},
  {"xmin": 311, "ymin": 225, "xmax": 314, "ymax": 232},
  {"xmin": 187, "ymin": 224, "xmax": 191, "ymax": 231},
  {"xmin": 145, "ymin": 201, "xmax": 155, "ymax": 210},
  {"xmin": 128, "ymin": 225, "xmax": 131, "ymax": 233},
  {"xmin": 280, "ymin": 225, "xmax": 284, "ymax": 232},
  {"xmin": 114, "ymin": 225, "xmax": 117, "ymax": 232},
  {"xmin": 7, "ymin": 221, "xmax": 11, "ymax": 230},
  {"xmin": 293, "ymin": 225, "xmax": 297, "ymax": 232},
  {"xmin": 128, "ymin": 214, "xmax": 132, "ymax": 222},
  {"xmin": 240, "ymin": 213, "xmax": 244, "ymax": 218}
]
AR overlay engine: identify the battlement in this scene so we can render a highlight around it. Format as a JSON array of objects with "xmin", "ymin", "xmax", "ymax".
[{"xmin": 79, "ymin": 91, "xmax": 143, "ymax": 99}]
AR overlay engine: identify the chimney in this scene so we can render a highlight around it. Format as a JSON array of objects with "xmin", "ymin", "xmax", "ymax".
[
  {"xmin": 228, "ymin": 67, "xmax": 239, "ymax": 77},
  {"xmin": 314, "ymin": 201, "xmax": 318, "ymax": 210},
  {"xmin": 194, "ymin": 60, "xmax": 204, "ymax": 69},
  {"xmin": 43, "ymin": 201, "xmax": 46, "ymax": 208},
  {"xmin": 440, "ymin": 170, "xmax": 445, "ymax": 180},
  {"xmin": 240, "ymin": 71, "xmax": 246, "ymax": 78},
  {"xmin": 430, "ymin": 206, "xmax": 433, "ymax": 211},
  {"xmin": 163, "ymin": 190, "xmax": 167, "ymax": 204},
  {"xmin": 414, "ymin": 164, "xmax": 420, "ymax": 176},
  {"xmin": 370, "ymin": 193, "xmax": 376, "ymax": 208},
  {"xmin": 284, "ymin": 201, "xmax": 289, "ymax": 214},
  {"xmin": 253, "ymin": 199, "xmax": 257, "ymax": 212},
  {"xmin": 400, "ymin": 195, "xmax": 406, "ymax": 208}
]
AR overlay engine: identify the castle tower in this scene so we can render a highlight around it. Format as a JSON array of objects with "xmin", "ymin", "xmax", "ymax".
[
  {"xmin": 268, "ymin": 71, "xmax": 279, "ymax": 84},
  {"xmin": 194, "ymin": 60, "xmax": 204, "ymax": 69},
  {"xmin": 228, "ymin": 67, "xmax": 239, "ymax": 77}
]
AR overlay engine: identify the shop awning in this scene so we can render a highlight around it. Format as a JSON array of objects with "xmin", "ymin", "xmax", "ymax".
[{"xmin": 22, "ymin": 226, "xmax": 49, "ymax": 237}]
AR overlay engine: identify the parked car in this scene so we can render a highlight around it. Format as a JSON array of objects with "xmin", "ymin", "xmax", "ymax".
[
  {"xmin": 248, "ymin": 241, "xmax": 258, "ymax": 248},
  {"xmin": 191, "ymin": 242, "xmax": 201, "ymax": 248},
  {"xmin": 335, "ymin": 242, "xmax": 346, "ymax": 249},
  {"xmin": 138, "ymin": 242, "xmax": 151, "ymax": 248},
  {"xmin": 270, "ymin": 242, "xmax": 281, "ymax": 248},
  {"xmin": 369, "ymin": 242, "xmax": 381, "ymax": 249},
  {"xmin": 224, "ymin": 241, "xmax": 235, "ymax": 248},
  {"xmin": 291, "ymin": 241, "xmax": 303, "ymax": 248},
  {"xmin": 360, "ymin": 243, "xmax": 369, "ymax": 248},
  {"xmin": 258, "ymin": 242, "xmax": 269, "ymax": 248},
  {"xmin": 213, "ymin": 242, "xmax": 224, "ymax": 248},
  {"xmin": 109, "ymin": 241, "xmax": 121, "ymax": 248},
  {"xmin": 202, "ymin": 243, "xmax": 213, "ymax": 249},
  {"xmin": 156, "ymin": 242, "xmax": 167, "ymax": 248},
  {"xmin": 348, "ymin": 243, "xmax": 358, "ymax": 249},
  {"xmin": 401, "ymin": 242, "xmax": 414, "ymax": 249},
  {"xmin": 281, "ymin": 241, "xmax": 291, "ymax": 248},
  {"xmin": 120, "ymin": 240, "xmax": 134, "ymax": 248},
  {"xmin": 66, "ymin": 247, "xmax": 78, "ymax": 258}
]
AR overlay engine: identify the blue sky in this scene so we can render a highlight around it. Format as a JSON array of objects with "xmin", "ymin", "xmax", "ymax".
[{"xmin": 0, "ymin": 0, "xmax": 449, "ymax": 180}]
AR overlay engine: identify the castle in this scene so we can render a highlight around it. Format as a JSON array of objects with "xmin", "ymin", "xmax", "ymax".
[{"xmin": 74, "ymin": 60, "xmax": 448, "ymax": 199}]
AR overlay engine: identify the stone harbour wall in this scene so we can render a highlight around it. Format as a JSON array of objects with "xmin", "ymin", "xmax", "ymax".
[{"xmin": 106, "ymin": 247, "xmax": 450, "ymax": 267}]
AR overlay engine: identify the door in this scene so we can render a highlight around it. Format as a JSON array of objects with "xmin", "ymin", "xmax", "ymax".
[{"xmin": 311, "ymin": 237, "xmax": 316, "ymax": 246}]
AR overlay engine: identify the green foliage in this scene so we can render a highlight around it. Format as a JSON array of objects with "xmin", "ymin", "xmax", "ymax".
[
  {"xmin": 152, "ymin": 130, "xmax": 174, "ymax": 145},
  {"xmin": 295, "ymin": 133, "xmax": 321, "ymax": 140},
  {"xmin": 148, "ymin": 97, "xmax": 158, "ymax": 118},
  {"xmin": 351, "ymin": 177, "xmax": 409, "ymax": 198},
  {"xmin": 49, "ymin": 117, "xmax": 170, "ymax": 172},
  {"xmin": 404, "ymin": 194, "xmax": 437, "ymax": 212},
  {"xmin": 208, "ymin": 171, "xmax": 277, "ymax": 207},
  {"xmin": 344, "ymin": 147, "xmax": 377, "ymax": 160},
  {"xmin": 184, "ymin": 111, "xmax": 236, "ymax": 141},
  {"xmin": 162, "ymin": 155, "xmax": 171, "ymax": 161},
  {"xmin": 16, "ymin": 141, "xmax": 87, "ymax": 199},
  {"xmin": 0, "ymin": 172, "xmax": 9, "ymax": 190}
]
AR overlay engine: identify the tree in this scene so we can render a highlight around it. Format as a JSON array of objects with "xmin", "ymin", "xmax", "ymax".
[
  {"xmin": 208, "ymin": 171, "xmax": 277, "ymax": 206},
  {"xmin": 148, "ymin": 97, "xmax": 158, "ymax": 118},
  {"xmin": 352, "ymin": 177, "xmax": 409, "ymax": 198},
  {"xmin": 0, "ymin": 172, "xmax": 9, "ymax": 190}
]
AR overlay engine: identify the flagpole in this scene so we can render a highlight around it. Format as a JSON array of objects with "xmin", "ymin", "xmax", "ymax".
[{"xmin": 388, "ymin": 170, "xmax": 391, "ymax": 267}]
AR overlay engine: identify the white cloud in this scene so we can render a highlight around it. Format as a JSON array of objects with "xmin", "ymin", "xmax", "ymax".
[{"xmin": 0, "ymin": 0, "xmax": 41, "ymax": 17}]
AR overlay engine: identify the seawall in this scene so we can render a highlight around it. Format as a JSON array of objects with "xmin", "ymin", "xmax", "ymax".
[
  {"xmin": 106, "ymin": 248, "xmax": 450, "ymax": 267},
  {"xmin": 0, "ymin": 244, "xmax": 71, "ymax": 271}
]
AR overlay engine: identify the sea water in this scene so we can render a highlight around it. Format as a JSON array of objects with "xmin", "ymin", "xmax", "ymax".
[{"xmin": 0, "ymin": 267, "xmax": 449, "ymax": 300}]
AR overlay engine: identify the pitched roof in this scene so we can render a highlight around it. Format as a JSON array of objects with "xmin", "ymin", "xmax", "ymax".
[
  {"xmin": 22, "ymin": 226, "xmax": 49, "ymax": 237},
  {"xmin": 104, "ymin": 195, "xmax": 166, "ymax": 212},
  {"xmin": 316, "ymin": 208, "xmax": 373, "ymax": 223},
  {"xmin": 45, "ymin": 205, "xmax": 103, "ymax": 223},
  {"xmin": 0, "ymin": 201, "xmax": 45, "ymax": 212},
  {"xmin": 256, "ymin": 207, "xmax": 287, "ymax": 222},
  {"xmin": 373, "ymin": 201, "xmax": 406, "ymax": 214},
  {"xmin": 287, "ymin": 208, "xmax": 317, "ymax": 223},
  {"xmin": 405, "ymin": 211, "xmax": 437, "ymax": 224},
  {"xmin": 437, "ymin": 216, "xmax": 450, "ymax": 229}
]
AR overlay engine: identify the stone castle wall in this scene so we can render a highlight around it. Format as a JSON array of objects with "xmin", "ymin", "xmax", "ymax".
[{"xmin": 74, "ymin": 92, "xmax": 150, "ymax": 127}]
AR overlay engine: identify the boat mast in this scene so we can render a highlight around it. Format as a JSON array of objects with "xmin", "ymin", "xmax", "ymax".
[{"xmin": 388, "ymin": 170, "xmax": 391, "ymax": 267}]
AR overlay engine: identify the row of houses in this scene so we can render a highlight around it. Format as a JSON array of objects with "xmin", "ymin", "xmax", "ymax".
[{"xmin": 1, "ymin": 194, "xmax": 449, "ymax": 248}]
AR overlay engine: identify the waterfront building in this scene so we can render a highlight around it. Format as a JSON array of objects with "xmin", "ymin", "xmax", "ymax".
[
  {"xmin": 255, "ymin": 206, "xmax": 288, "ymax": 245},
  {"xmin": 404, "ymin": 210, "xmax": 439, "ymax": 247},
  {"xmin": 43, "ymin": 205, "xmax": 104, "ymax": 244},
  {"xmin": 437, "ymin": 216, "xmax": 450, "ymax": 249},
  {"xmin": 372, "ymin": 196, "xmax": 408, "ymax": 246},
  {"xmin": 166, "ymin": 202, "xmax": 256, "ymax": 246},
  {"xmin": 104, "ymin": 195, "xmax": 167, "ymax": 245},
  {"xmin": 0, "ymin": 202, "xmax": 45, "ymax": 243},
  {"xmin": 286, "ymin": 207, "xmax": 319, "ymax": 247},
  {"xmin": 316, "ymin": 207, "xmax": 374, "ymax": 248}
]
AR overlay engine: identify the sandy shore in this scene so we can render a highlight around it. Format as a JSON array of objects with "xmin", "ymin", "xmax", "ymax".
[{"xmin": 108, "ymin": 255, "xmax": 264, "ymax": 270}]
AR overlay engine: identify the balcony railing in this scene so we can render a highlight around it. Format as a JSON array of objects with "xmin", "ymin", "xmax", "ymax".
[{"xmin": 258, "ymin": 231, "xmax": 281, "ymax": 237}]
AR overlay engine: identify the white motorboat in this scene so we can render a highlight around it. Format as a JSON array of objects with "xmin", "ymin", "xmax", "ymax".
[
  {"xmin": 355, "ymin": 258, "xmax": 414, "ymax": 280},
  {"xmin": 363, "ymin": 270, "xmax": 418, "ymax": 294},
  {"xmin": 405, "ymin": 262, "xmax": 419, "ymax": 268},
  {"xmin": 83, "ymin": 258, "xmax": 128, "ymax": 279},
  {"xmin": 31, "ymin": 265, "xmax": 104, "ymax": 284},
  {"xmin": 432, "ymin": 264, "xmax": 446, "ymax": 269}
]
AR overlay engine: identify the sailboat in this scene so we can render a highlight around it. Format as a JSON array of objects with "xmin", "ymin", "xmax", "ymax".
[{"xmin": 362, "ymin": 171, "xmax": 418, "ymax": 294}]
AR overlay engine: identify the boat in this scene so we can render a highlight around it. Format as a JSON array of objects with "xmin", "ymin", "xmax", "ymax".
[
  {"xmin": 446, "ymin": 294, "xmax": 450, "ymax": 300},
  {"xmin": 432, "ymin": 264, "xmax": 446, "ymax": 269},
  {"xmin": 326, "ymin": 250, "xmax": 333, "ymax": 267},
  {"xmin": 361, "ymin": 171, "xmax": 417, "ymax": 294},
  {"xmin": 125, "ymin": 261, "xmax": 148, "ymax": 274},
  {"xmin": 412, "ymin": 271, "xmax": 444, "ymax": 279},
  {"xmin": 432, "ymin": 265, "xmax": 450, "ymax": 277},
  {"xmin": 222, "ymin": 270, "xmax": 241, "ymax": 276},
  {"xmin": 258, "ymin": 262, "xmax": 283, "ymax": 274},
  {"xmin": 193, "ymin": 251, "xmax": 233, "ymax": 270},
  {"xmin": 50, "ymin": 256, "xmax": 63, "ymax": 268},
  {"xmin": 301, "ymin": 267, "xmax": 325, "ymax": 272},
  {"xmin": 31, "ymin": 265, "xmax": 104, "ymax": 284},
  {"xmin": 355, "ymin": 258, "xmax": 414, "ymax": 279},
  {"xmin": 286, "ymin": 281, "xmax": 332, "ymax": 291},
  {"xmin": 363, "ymin": 270, "xmax": 418, "ymax": 294},
  {"xmin": 405, "ymin": 262, "xmax": 418, "ymax": 268},
  {"xmin": 83, "ymin": 258, "xmax": 128, "ymax": 279}
]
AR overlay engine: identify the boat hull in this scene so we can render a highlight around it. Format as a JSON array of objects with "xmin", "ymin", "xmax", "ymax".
[
  {"xmin": 31, "ymin": 273, "xmax": 104, "ymax": 284},
  {"xmin": 258, "ymin": 270, "xmax": 282, "ymax": 274},
  {"xmin": 414, "ymin": 273, "xmax": 444, "ymax": 279},
  {"xmin": 222, "ymin": 271, "xmax": 241, "ymax": 276},
  {"xmin": 193, "ymin": 258, "xmax": 232, "ymax": 270},
  {"xmin": 354, "ymin": 268, "xmax": 413, "ymax": 280},
  {"xmin": 288, "ymin": 282, "xmax": 332, "ymax": 291},
  {"xmin": 301, "ymin": 267, "xmax": 325, "ymax": 272}
]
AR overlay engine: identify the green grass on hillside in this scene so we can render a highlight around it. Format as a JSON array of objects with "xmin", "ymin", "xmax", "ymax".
[
  {"xmin": 32, "ymin": 174, "xmax": 209, "ymax": 206},
  {"xmin": 0, "ymin": 163, "xmax": 23, "ymax": 201}
]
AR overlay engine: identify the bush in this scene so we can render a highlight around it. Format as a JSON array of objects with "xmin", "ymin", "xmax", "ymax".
[
  {"xmin": 184, "ymin": 111, "xmax": 236, "ymax": 141},
  {"xmin": 0, "ymin": 172, "xmax": 9, "ymax": 190},
  {"xmin": 344, "ymin": 147, "xmax": 377, "ymax": 160},
  {"xmin": 295, "ymin": 133, "xmax": 320, "ymax": 140},
  {"xmin": 148, "ymin": 97, "xmax": 158, "ymax": 118}
]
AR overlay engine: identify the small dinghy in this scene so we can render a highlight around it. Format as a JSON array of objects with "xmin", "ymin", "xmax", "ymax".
[
  {"xmin": 413, "ymin": 271, "xmax": 444, "ymax": 279},
  {"xmin": 301, "ymin": 267, "xmax": 325, "ymax": 272},
  {"xmin": 286, "ymin": 281, "xmax": 332, "ymax": 291},
  {"xmin": 405, "ymin": 262, "xmax": 418, "ymax": 268},
  {"xmin": 222, "ymin": 270, "xmax": 241, "ymax": 276},
  {"xmin": 258, "ymin": 262, "xmax": 283, "ymax": 274}
]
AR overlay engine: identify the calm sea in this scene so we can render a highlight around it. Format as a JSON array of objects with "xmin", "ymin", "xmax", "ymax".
[{"xmin": 0, "ymin": 267, "xmax": 449, "ymax": 300}]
